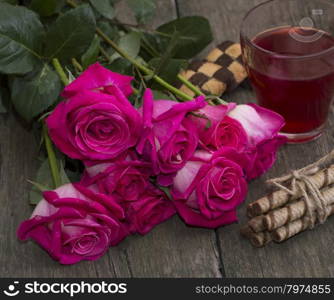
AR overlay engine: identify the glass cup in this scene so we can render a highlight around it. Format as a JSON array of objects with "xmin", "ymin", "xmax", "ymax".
[{"xmin": 240, "ymin": 0, "xmax": 334, "ymax": 143}]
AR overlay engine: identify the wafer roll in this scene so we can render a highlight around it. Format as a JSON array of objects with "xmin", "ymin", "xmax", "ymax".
[
  {"xmin": 272, "ymin": 204, "xmax": 334, "ymax": 243},
  {"xmin": 240, "ymin": 225, "xmax": 272, "ymax": 248},
  {"xmin": 178, "ymin": 41, "xmax": 247, "ymax": 97},
  {"xmin": 240, "ymin": 224, "xmax": 254, "ymax": 238},
  {"xmin": 263, "ymin": 186, "xmax": 334, "ymax": 231},
  {"xmin": 247, "ymin": 165, "xmax": 334, "ymax": 217},
  {"xmin": 250, "ymin": 231, "xmax": 272, "ymax": 248},
  {"xmin": 179, "ymin": 61, "xmax": 227, "ymax": 97},
  {"xmin": 247, "ymin": 215, "xmax": 266, "ymax": 233}
]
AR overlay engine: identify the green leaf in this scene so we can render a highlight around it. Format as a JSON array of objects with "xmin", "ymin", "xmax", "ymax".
[
  {"xmin": 29, "ymin": 159, "xmax": 52, "ymax": 205},
  {"xmin": 89, "ymin": 0, "xmax": 115, "ymax": 20},
  {"xmin": 11, "ymin": 64, "xmax": 61, "ymax": 122},
  {"xmin": 152, "ymin": 90, "xmax": 169, "ymax": 100},
  {"xmin": 149, "ymin": 58, "xmax": 187, "ymax": 84},
  {"xmin": 157, "ymin": 16, "xmax": 213, "ymax": 59},
  {"xmin": 0, "ymin": 3, "xmax": 44, "ymax": 74},
  {"xmin": 45, "ymin": 4, "xmax": 96, "ymax": 62},
  {"xmin": 29, "ymin": 186, "xmax": 46, "ymax": 205},
  {"xmin": 97, "ymin": 20, "xmax": 119, "ymax": 40},
  {"xmin": 81, "ymin": 35, "xmax": 100, "ymax": 68},
  {"xmin": 30, "ymin": 0, "xmax": 58, "ymax": 17},
  {"xmin": 28, "ymin": 180, "xmax": 49, "ymax": 192},
  {"xmin": 28, "ymin": 158, "xmax": 70, "ymax": 205},
  {"xmin": 126, "ymin": 0, "xmax": 156, "ymax": 25},
  {"xmin": 157, "ymin": 185, "xmax": 172, "ymax": 201},
  {"xmin": 66, "ymin": 67, "xmax": 76, "ymax": 83},
  {"xmin": 105, "ymin": 58, "xmax": 133, "ymax": 75},
  {"xmin": 118, "ymin": 31, "xmax": 142, "ymax": 58},
  {"xmin": 0, "ymin": 0, "xmax": 18, "ymax": 4},
  {"xmin": 59, "ymin": 161, "xmax": 71, "ymax": 185},
  {"xmin": 110, "ymin": 31, "xmax": 141, "ymax": 61}
]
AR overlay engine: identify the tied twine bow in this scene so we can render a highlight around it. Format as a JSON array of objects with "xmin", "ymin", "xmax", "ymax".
[{"xmin": 266, "ymin": 150, "xmax": 334, "ymax": 228}]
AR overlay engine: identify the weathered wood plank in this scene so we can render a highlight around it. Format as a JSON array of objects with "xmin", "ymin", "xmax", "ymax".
[
  {"xmin": 178, "ymin": 0, "xmax": 334, "ymax": 277},
  {"xmin": 0, "ymin": 0, "xmax": 222, "ymax": 278}
]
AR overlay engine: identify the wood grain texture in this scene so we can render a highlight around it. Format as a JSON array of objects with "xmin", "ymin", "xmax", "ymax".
[
  {"xmin": 0, "ymin": 0, "xmax": 222, "ymax": 278},
  {"xmin": 178, "ymin": 0, "xmax": 334, "ymax": 277}
]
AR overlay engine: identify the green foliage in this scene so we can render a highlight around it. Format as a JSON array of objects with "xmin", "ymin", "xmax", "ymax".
[
  {"xmin": 0, "ymin": 3, "xmax": 44, "ymax": 74},
  {"xmin": 0, "ymin": 0, "xmax": 18, "ymax": 4},
  {"xmin": 0, "ymin": 0, "xmax": 214, "ymax": 206},
  {"xmin": 106, "ymin": 58, "xmax": 133, "ymax": 75},
  {"xmin": 97, "ymin": 20, "xmax": 119, "ymax": 40},
  {"xmin": 30, "ymin": 0, "xmax": 59, "ymax": 17},
  {"xmin": 29, "ymin": 158, "xmax": 71, "ymax": 205},
  {"xmin": 157, "ymin": 16, "xmax": 213, "ymax": 59},
  {"xmin": 89, "ymin": 0, "xmax": 115, "ymax": 20},
  {"xmin": 149, "ymin": 58, "xmax": 187, "ymax": 85},
  {"xmin": 126, "ymin": 0, "xmax": 156, "ymax": 25},
  {"xmin": 81, "ymin": 35, "xmax": 101, "ymax": 68},
  {"xmin": 45, "ymin": 4, "xmax": 96, "ymax": 62},
  {"xmin": 11, "ymin": 64, "xmax": 61, "ymax": 121},
  {"xmin": 118, "ymin": 31, "xmax": 142, "ymax": 58},
  {"xmin": 0, "ymin": 2, "xmax": 213, "ymax": 121},
  {"xmin": 111, "ymin": 31, "xmax": 142, "ymax": 61},
  {"xmin": 152, "ymin": 90, "xmax": 170, "ymax": 100}
]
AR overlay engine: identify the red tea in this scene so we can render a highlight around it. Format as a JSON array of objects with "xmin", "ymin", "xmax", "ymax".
[{"xmin": 244, "ymin": 26, "xmax": 334, "ymax": 135}]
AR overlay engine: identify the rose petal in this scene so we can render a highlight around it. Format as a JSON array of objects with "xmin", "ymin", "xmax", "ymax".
[{"xmin": 62, "ymin": 63, "xmax": 134, "ymax": 98}]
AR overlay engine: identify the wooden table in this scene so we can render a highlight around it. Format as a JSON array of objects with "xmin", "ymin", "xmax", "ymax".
[{"xmin": 1, "ymin": 0, "xmax": 334, "ymax": 278}]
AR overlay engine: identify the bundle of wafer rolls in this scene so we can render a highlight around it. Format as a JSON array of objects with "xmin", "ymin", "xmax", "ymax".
[
  {"xmin": 241, "ymin": 164, "xmax": 334, "ymax": 248},
  {"xmin": 177, "ymin": 41, "xmax": 248, "ymax": 97}
]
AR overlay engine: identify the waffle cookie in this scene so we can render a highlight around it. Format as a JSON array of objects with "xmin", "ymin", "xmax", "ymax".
[{"xmin": 178, "ymin": 41, "xmax": 248, "ymax": 97}]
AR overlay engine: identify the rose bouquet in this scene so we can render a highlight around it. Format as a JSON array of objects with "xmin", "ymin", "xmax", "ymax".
[
  {"xmin": 18, "ymin": 63, "xmax": 286, "ymax": 264},
  {"xmin": 0, "ymin": 0, "xmax": 286, "ymax": 265}
]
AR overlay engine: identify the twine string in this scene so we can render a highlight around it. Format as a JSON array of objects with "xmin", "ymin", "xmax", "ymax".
[{"xmin": 266, "ymin": 150, "xmax": 334, "ymax": 228}]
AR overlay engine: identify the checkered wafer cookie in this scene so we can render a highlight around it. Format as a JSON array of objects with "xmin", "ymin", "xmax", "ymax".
[{"xmin": 178, "ymin": 41, "xmax": 248, "ymax": 97}]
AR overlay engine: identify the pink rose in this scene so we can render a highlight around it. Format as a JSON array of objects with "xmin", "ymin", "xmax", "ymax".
[
  {"xmin": 246, "ymin": 136, "xmax": 287, "ymax": 180},
  {"xmin": 188, "ymin": 103, "xmax": 248, "ymax": 151},
  {"xmin": 46, "ymin": 85, "xmax": 142, "ymax": 161},
  {"xmin": 172, "ymin": 148, "xmax": 248, "ymax": 228},
  {"xmin": 228, "ymin": 103, "xmax": 285, "ymax": 146},
  {"xmin": 62, "ymin": 63, "xmax": 134, "ymax": 98},
  {"xmin": 17, "ymin": 184, "xmax": 128, "ymax": 265},
  {"xmin": 125, "ymin": 184, "xmax": 176, "ymax": 235},
  {"xmin": 206, "ymin": 116, "xmax": 248, "ymax": 150},
  {"xmin": 136, "ymin": 89, "xmax": 206, "ymax": 185},
  {"xmin": 194, "ymin": 103, "xmax": 236, "ymax": 124},
  {"xmin": 81, "ymin": 160, "xmax": 175, "ymax": 235},
  {"xmin": 82, "ymin": 159, "xmax": 151, "ymax": 202},
  {"xmin": 228, "ymin": 103, "xmax": 287, "ymax": 179}
]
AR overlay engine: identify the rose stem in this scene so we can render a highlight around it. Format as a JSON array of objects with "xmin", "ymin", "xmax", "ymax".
[
  {"xmin": 52, "ymin": 58, "xmax": 69, "ymax": 86},
  {"xmin": 65, "ymin": 0, "xmax": 194, "ymax": 102},
  {"xmin": 43, "ymin": 124, "xmax": 61, "ymax": 188},
  {"xmin": 99, "ymin": 46, "xmax": 111, "ymax": 62},
  {"xmin": 177, "ymin": 74, "xmax": 204, "ymax": 96},
  {"xmin": 47, "ymin": 58, "xmax": 71, "ymax": 188},
  {"xmin": 71, "ymin": 58, "xmax": 83, "ymax": 72},
  {"xmin": 95, "ymin": 28, "xmax": 193, "ymax": 101}
]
